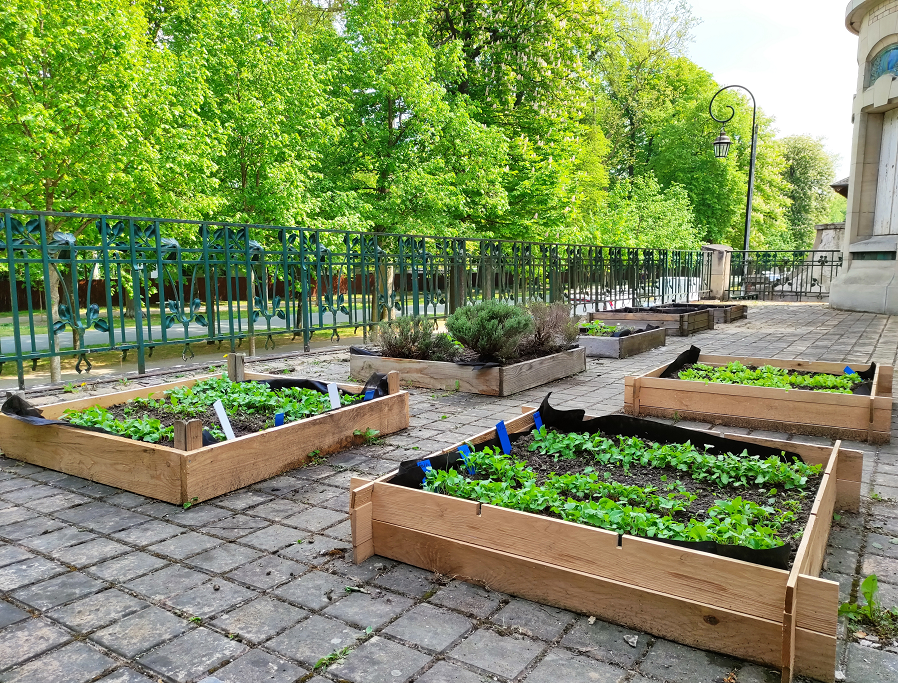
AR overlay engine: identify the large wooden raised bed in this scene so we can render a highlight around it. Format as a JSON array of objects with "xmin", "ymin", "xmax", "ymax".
[
  {"xmin": 587, "ymin": 308, "xmax": 714, "ymax": 336},
  {"xmin": 0, "ymin": 369, "xmax": 409, "ymax": 505},
  {"xmin": 349, "ymin": 408, "xmax": 862, "ymax": 683},
  {"xmin": 349, "ymin": 347, "xmax": 586, "ymax": 396},
  {"xmin": 654, "ymin": 303, "xmax": 747, "ymax": 325},
  {"xmin": 578, "ymin": 326, "xmax": 666, "ymax": 359},
  {"xmin": 625, "ymin": 354, "xmax": 893, "ymax": 443}
]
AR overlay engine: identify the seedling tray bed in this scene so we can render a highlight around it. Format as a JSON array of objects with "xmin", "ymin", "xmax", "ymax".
[
  {"xmin": 0, "ymin": 370, "xmax": 409, "ymax": 504},
  {"xmin": 349, "ymin": 347, "xmax": 586, "ymax": 396},
  {"xmin": 625, "ymin": 353, "xmax": 893, "ymax": 443},
  {"xmin": 587, "ymin": 308, "xmax": 714, "ymax": 337},
  {"xmin": 653, "ymin": 303, "xmax": 747, "ymax": 325},
  {"xmin": 349, "ymin": 405, "xmax": 862, "ymax": 683},
  {"xmin": 578, "ymin": 326, "xmax": 666, "ymax": 359}
]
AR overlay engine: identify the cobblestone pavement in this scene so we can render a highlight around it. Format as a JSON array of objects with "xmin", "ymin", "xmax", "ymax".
[{"xmin": 1, "ymin": 302, "xmax": 898, "ymax": 683}]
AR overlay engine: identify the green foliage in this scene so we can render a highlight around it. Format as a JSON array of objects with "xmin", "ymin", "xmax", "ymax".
[
  {"xmin": 63, "ymin": 377, "xmax": 361, "ymax": 442},
  {"xmin": 582, "ymin": 321, "xmax": 619, "ymax": 337},
  {"xmin": 353, "ymin": 428, "xmax": 381, "ymax": 444},
  {"xmin": 840, "ymin": 574, "xmax": 898, "ymax": 640},
  {"xmin": 424, "ymin": 439, "xmax": 814, "ymax": 550},
  {"xmin": 63, "ymin": 405, "xmax": 174, "ymax": 444},
  {"xmin": 313, "ymin": 646, "xmax": 352, "ymax": 671},
  {"xmin": 376, "ymin": 317, "xmax": 458, "ymax": 362},
  {"xmin": 445, "ymin": 302, "xmax": 533, "ymax": 363},
  {"xmin": 529, "ymin": 429, "xmax": 821, "ymax": 490},
  {"xmin": 580, "ymin": 173, "xmax": 701, "ymax": 249},
  {"xmin": 678, "ymin": 362, "xmax": 863, "ymax": 395},
  {"xmin": 781, "ymin": 136, "xmax": 838, "ymax": 249},
  {"xmin": 0, "ymin": 0, "xmax": 829, "ymax": 249}
]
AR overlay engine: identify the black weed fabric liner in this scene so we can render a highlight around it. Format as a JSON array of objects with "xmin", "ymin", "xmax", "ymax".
[
  {"xmin": 1, "ymin": 372, "xmax": 391, "ymax": 447},
  {"xmin": 393, "ymin": 392, "xmax": 813, "ymax": 570},
  {"xmin": 580, "ymin": 324, "xmax": 661, "ymax": 338},
  {"xmin": 660, "ymin": 346, "xmax": 876, "ymax": 395}
]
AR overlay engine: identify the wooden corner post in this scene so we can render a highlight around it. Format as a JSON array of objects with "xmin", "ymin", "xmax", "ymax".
[
  {"xmin": 386, "ymin": 371, "xmax": 400, "ymax": 395},
  {"xmin": 174, "ymin": 419, "xmax": 203, "ymax": 451},
  {"xmin": 350, "ymin": 478, "xmax": 375, "ymax": 564},
  {"xmin": 228, "ymin": 353, "xmax": 245, "ymax": 382}
]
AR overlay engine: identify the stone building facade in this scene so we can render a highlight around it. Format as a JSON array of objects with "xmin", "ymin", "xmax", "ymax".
[{"xmin": 830, "ymin": 0, "xmax": 898, "ymax": 312}]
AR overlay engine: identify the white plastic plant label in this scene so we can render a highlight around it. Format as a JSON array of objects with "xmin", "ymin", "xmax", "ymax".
[
  {"xmin": 212, "ymin": 399, "xmax": 236, "ymax": 440},
  {"xmin": 327, "ymin": 383, "xmax": 341, "ymax": 410}
]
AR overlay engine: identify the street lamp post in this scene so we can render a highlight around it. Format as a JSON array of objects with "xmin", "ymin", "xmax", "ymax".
[{"xmin": 709, "ymin": 85, "xmax": 758, "ymax": 252}]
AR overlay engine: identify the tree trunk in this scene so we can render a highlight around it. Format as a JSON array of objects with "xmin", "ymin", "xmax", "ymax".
[{"xmin": 48, "ymin": 267, "xmax": 61, "ymax": 383}]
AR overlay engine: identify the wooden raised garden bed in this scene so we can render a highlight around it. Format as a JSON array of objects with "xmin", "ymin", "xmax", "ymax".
[
  {"xmin": 587, "ymin": 308, "xmax": 714, "ymax": 336},
  {"xmin": 349, "ymin": 347, "xmax": 586, "ymax": 396},
  {"xmin": 653, "ymin": 303, "xmax": 747, "ymax": 325},
  {"xmin": 625, "ymin": 353, "xmax": 893, "ymax": 443},
  {"xmin": 0, "ymin": 362, "xmax": 410, "ymax": 504},
  {"xmin": 349, "ymin": 407, "xmax": 862, "ymax": 683},
  {"xmin": 578, "ymin": 326, "xmax": 667, "ymax": 359}
]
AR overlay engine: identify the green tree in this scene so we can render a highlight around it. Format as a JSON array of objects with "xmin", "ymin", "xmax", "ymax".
[
  {"xmin": 581, "ymin": 173, "xmax": 700, "ymax": 249},
  {"xmin": 780, "ymin": 135, "xmax": 838, "ymax": 248},
  {"xmin": 0, "ymin": 0, "xmax": 216, "ymax": 221},
  {"xmin": 315, "ymin": 0, "xmax": 509, "ymax": 235},
  {"xmin": 429, "ymin": 0, "xmax": 611, "ymax": 239}
]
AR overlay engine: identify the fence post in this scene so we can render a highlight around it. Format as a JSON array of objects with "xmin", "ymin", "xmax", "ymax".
[{"xmin": 702, "ymin": 245, "xmax": 733, "ymax": 300}]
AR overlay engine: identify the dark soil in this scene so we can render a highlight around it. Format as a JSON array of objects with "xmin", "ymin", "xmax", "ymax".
[
  {"xmin": 678, "ymin": 363, "xmax": 873, "ymax": 394},
  {"xmin": 107, "ymin": 401, "xmax": 278, "ymax": 448},
  {"xmin": 502, "ymin": 431, "xmax": 820, "ymax": 568}
]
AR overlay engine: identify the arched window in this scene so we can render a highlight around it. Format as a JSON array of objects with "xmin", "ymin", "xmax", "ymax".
[{"xmin": 870, "ymin": 44, "xmax": 898, "ymax": 86}]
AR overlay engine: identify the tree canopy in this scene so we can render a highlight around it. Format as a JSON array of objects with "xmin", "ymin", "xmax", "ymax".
[{"xmin": 0, "ymin": 0, "xmax": 840, "ymax": 250}]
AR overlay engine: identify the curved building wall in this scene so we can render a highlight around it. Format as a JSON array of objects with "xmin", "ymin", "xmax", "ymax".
[{"xmin": 830, "ymin": 0, "xmax": 898, "ymax": 313}]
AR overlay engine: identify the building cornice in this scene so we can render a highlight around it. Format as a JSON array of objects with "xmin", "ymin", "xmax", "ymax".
[{"xmin": 847, "ymin": 0, "xmax": 883, "ymax": 35}]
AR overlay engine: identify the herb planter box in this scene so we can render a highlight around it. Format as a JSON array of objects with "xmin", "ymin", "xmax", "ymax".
[
  {"xmin": 578, "ymin": 326, "xmax": 667, "ymax": 359},
  {"xmin": 349, "ymin": 347, "xmax": 586, "ymax": 396},
  {"xmin": 654, "ymin": 303, "xmax": 747, "ymax": 325},
  {"xmin": 625, "ymin": 354, "xmax": 893, "ymax": 444},
  {"xmin": 0, "ymin": 371, "xmax": 409, "ymax": 505},
  {"xmin": 349, "ymin": 408, "xmax": 862, "ymax": 683},
  {"xmin": 587, "ymin": 308, "xmax": 714, "ymax": 337}
]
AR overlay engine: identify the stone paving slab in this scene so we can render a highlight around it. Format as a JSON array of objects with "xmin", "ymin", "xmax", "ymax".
[{"xmin": 2, "ymin": 304, "xmax": 898, "ymax": 681}]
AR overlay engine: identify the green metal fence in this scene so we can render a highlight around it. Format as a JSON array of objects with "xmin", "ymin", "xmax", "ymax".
[
  {"xmin": 0, "ymin": 210, "xmax": 712, "ymax": 388},
  {"xmin": 726, "ymin": 250, "xmax": 843, "ymax": 302}
]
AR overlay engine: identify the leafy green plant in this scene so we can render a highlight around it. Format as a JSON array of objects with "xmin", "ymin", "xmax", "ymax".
[
  {"xmin": 313, "ymin": 646, "xmax": 351, "ymax": 671},
  {"xmin": 63, "ymin": 377, "xmax": 362, "ymax": 444},
  {"xmin": 582, "ymin": 320, "xmax": 619, "ymax": 337},
  {"xmin": 183, "ymin": 497, "xmax": 199, "ymax": 510},
  {"xmin": 63, "ymin": 405, "xmax": 174, "ymax": 444},
  {"xmin": 377, "ymin": 316, "xmax": 458, "ymax": 362},
  {"xmin": 354, "ymin": 428, "xmax": 381, "ymax": 444},
  {"xmin": 445, "ymin": 301, "xmax": 533, "ymax": 363},
  {"xmin": 423, "ymin": 434, "xmax": 820, "ymax": 552},
  {"xmin": 840, "ymin": 574, "xmax": 898, "ymax": 640},
  {"xmin": 679, "ymin": 362, "xmax": 863, "ymax": 394},
  {"xmin": 530, "ymin": 429, "xmax": 820, "ymax": 490},
  {"xmin": 518, "ymin": 302, "xmax": 580, "ymax": 356}
]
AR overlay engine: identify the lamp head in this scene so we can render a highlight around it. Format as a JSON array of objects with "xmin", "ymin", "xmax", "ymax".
[{"xmin": 713, "ymin": 129, "xmax": 732, "ymax": 159}]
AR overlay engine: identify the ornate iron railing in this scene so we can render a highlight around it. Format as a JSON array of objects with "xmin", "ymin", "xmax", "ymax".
[
  {"xmin": 726, "ymin": 250, "xmax": 843, "ymax": 302},
  {"xmin": 0, "ymin": 209, "xmax": 712, "ymax": 388}
]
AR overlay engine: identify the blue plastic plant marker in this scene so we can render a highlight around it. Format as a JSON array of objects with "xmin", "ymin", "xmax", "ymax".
[
  {"xmin": 274, "ymin": 413, "xmax": 285, "ymax": 427},
  {"xmin": 458, "ymin": 444, "xmax": 475, "ymax": 475},
  {"xmin": 416, "ymin": 459, "xmax": 433, "ymax": 484},
  {"xmin": 533, "ymin": 411, "xmax": 543, "ymax": 432},
  {"xmin": 496, "ymin": 421, "xmax": 512, "ymax": 454},
  {"xmin": 363, "ymin": 388, "xmax": 376, "ymax": 402},
  {"xmin": 845, "ymin": 366, "xmax": 855, "ymax": 375}
]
